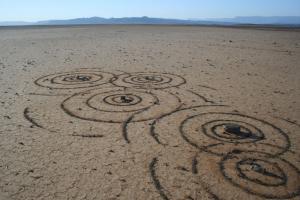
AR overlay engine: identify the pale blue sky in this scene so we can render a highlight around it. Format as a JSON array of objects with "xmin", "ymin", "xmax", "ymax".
[{"xmin": 1, "ymin": 0, "xmax": 300, "ymax": 21}]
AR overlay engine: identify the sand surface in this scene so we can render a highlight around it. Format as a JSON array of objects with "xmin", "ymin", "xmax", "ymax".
[{"xmin": 0, "ymin": 25, "xmax": 300, "ymax": 200}]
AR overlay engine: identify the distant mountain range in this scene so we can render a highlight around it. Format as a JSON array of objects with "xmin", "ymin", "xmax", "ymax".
[
  {"xmin": 201, "ymin": 16, "xmax": 300, "ymax": 25},
  {"xmin": 1, "ymin": 16, "xmax": 300, "ymax": 26}
]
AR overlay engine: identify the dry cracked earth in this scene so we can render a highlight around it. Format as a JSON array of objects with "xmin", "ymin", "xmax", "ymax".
[{"xmin": 0, "ymin": 25, "xmax": 300, "ymax": 200}]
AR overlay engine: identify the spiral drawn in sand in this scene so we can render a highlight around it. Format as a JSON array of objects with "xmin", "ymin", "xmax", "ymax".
[
  {"xmin": 35, "ymin": 69, "xmax": 115, "ymax": 89},
  {"xmin": 112, "ymin": 72, "xmax": 186, "ymax": 89},
  {"xmin": 220, "ymin": 150, "xmax": 300, "ymax": 199},
  {"xmin": 61, "ymin": 87, "xmax": 181, "ymax": 123}
]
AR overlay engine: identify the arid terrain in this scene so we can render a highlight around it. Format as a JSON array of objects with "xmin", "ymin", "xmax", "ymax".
[{"xmin": 0, "ymin": 25, "xmax": 300, "ymax": 200}]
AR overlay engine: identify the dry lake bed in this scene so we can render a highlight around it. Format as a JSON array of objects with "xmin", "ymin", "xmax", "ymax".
[{"xmin": 0, "ymin": 25, "xmax": 300, "ymax": 200}]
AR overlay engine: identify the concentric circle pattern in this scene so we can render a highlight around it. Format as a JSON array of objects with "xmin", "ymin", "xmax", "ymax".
[
  {"xmin": 35, "ymin": 69, "xmax": 115, "ymax": 89},
  {"xmin": 152, "ymin": 106, "xmax": 290, "ymax": 156},
  {"xmin": 181, "ymin": 111, "xmax": 290, "ymax": 156},
  {"xmin": 220, "ymin": 151, "xmax": 300, "ymax": 199},
  {"xmin": 86, "ymin": 90, "xmax": 157, "ymax": 113},
  {"xmin": 102, "ymin": 94, "xmax": 142, "ymax": 106},
  {"xmin": 61, "ymin": 87, "xmax": 181, "ymax": 123},
  {"xmin": 202, "ymin": 120, "xmax": 264, "ymax": 143},
  {"xmin": 112, "ymin": 72, "xmax": 186, "ymax": 89},
  {"xmin": 27, "ymin": 70, "xmax": 299, "ymax": 200}
]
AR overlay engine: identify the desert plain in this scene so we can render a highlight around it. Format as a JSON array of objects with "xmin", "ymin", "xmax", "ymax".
[{"xmin": 0, "ymin": 25, "xmax": 300, "ymax": 200}]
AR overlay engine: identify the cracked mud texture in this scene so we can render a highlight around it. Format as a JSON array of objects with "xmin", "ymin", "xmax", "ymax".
[{"xmin": 1, "ymin": 25, "xmax": 300, "ymax": 200}]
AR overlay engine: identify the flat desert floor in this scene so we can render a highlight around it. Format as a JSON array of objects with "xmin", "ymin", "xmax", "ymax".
[{"xmin": 0, "ymin": 25, "xmax": 300, "ymax": 200}]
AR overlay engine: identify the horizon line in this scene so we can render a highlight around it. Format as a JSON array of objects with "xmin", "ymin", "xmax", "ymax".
[{"xmin": 1, "ymin": 15, "xmax": 300, "ymax": 23}]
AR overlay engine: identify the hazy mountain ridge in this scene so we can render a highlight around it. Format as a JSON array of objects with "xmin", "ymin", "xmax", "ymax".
[
  {"xmin": 1, "ymin": 16, "xmax": 300, "ymax": 26},
  {"xmin": 35, "ymin": 16, "xmax": 233, "ymax": 25},
  {"xmin": 204, "ymin": 16, "xmax": 300, "ymax": 24}
]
